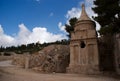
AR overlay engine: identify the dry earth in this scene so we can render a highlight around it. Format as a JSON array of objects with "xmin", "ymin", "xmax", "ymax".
[{"xmin": 0, "ymin": 60, "xmax": 120, "ymax": 81}]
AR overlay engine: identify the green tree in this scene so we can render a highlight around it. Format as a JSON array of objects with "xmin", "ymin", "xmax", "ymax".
[
  {"xmin": 0, "ymin": 46, "xmax": 5, "ymax": 52},
  {"xmin": 92, "ymin": 0, "xmax": 120, "ymax": 35},
  {"xmin": 65, "ymin": 17, "xmax": 77, "ymax": 38}
]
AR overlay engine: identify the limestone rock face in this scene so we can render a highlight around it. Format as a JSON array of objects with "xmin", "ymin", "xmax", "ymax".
[
  {"xmin": 12, "ymin": 45, "xmax": 70, "ymax": 73},
  {"xmin": 12, "ymin": 54, "xmax": 26, "ymax": 67},
  {"xmin": 36, "ymin": 45, "xmax": 70, "ymax": 73}
]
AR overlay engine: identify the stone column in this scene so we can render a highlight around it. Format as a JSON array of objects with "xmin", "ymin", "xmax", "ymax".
[
  {"xmin": 69, "ymin": 45, "xmax": 74, "ymax": 66},
  {"xmin": 25, "ymin": 53, "xmax": 30, "ymax": 69}
]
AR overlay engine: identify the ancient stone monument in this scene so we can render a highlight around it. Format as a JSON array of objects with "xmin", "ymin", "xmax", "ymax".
[{"xmin": 67, "ymin": 4, "xmax": 99, "ymax": 74}]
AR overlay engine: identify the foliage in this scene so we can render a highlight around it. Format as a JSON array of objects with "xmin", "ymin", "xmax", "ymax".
[
  {"xmin": 92, "ymin": 0, "xmax": 120, "ymax": 35},
  {"xmin": 65, "ymin": 17, "xmax": 78, "ymax": 38},
  {"xmin": 0, "ymin": 39, "xmax": 69, "ymax": 54}
]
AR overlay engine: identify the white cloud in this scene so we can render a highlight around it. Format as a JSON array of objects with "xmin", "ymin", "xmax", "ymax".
[
  {"xmin": 0, "ymin": 25, "xmax": 15, "ymax": 47},
  {"xmin": 14, "ymin": 24, "xmax": 31, "ymax": 45},
  {"xmin": 0, "ymin": 25, "xmax": 4, "ymax": 34},
  {"xmin": 28, "ymin": 27, "xmax": 66, "ymax": 44},
  {"xmin": 59, "ymin": 0, "xmax": 100, "ymax": 32},
  {"xmin": 65, "ymin": 7, "xmax": 81, "ymax": 20},
  {"xmin": 0, "ymin": 24, "xmax": 67, "ymax": 47},
  {"xmin": 18, "ymin": 23, "xmax": 31, "ymax": 39},
  {"xmin": 58, "ymin": 7, "xmax": 81, "ymax": 33},
  {"xmin": 58, "ymin": 22, "xmax": 66, "ymax": 33}
]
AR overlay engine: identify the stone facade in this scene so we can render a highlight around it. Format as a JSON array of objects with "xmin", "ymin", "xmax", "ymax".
[{"xmin": 67, "ymin": 4, "xmax": 99, "ymax": 74}]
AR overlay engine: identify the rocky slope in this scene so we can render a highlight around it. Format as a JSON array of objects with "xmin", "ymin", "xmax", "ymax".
[{"xmin": 12, "ymin": 44, "xmax": 70, "ymax": 73}]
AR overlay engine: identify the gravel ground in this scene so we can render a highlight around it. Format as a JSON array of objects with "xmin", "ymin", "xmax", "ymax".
[{"xmin": 0, "ymin": 60, "xmax": 120, "ymax": 81}]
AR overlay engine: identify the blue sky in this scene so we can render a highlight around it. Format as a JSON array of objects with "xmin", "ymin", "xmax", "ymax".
[
  {"xmin": 0, "ymin": 0, "xmax": 98, "ymax": 47},
  {"xmin": 0, "ymin": 0, "xmax": 81, "ymax": 35}
]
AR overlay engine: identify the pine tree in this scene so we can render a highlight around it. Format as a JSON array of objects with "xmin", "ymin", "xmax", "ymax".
[
  {"xmin": 92, "ymin": 0, "xmax": 120, "ymax": 35},
  {"xmin": 65, "ymin": 17, "xmax": 77, "ymax": 38}
]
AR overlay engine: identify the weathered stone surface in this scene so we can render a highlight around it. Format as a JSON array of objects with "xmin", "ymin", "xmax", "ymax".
[
  {"xmin": 35, "ymin": 45, "xmax": 70, "ymax": 73},
  {"xmin": 12, "ymin": 54, "xmax": 26, "ymax": 67},
  {"xmin": 68, "ymin": 4, "xmax": 100, "ymax": 74},
  {"xmin": 12, "ymin": 45, "xmax": 70, "ymax": 73},
  {"xmin": 114, "ymin": 34, "xmax": 120, "ymax": 74}
]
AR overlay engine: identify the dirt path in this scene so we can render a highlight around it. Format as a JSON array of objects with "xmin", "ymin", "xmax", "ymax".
[
  {"xmin": 0, "ymin": 60, "xmax": 14, "ymax": 67},
  {"xmin": 0, "ymin": 60, "xmax": 120, "ymax": 81}
]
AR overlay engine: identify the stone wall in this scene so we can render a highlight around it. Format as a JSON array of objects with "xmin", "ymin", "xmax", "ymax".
[
  {"xmin": 98, "ymin": 33, "xmax": 120, "ymax": 74},
  {"xmin": 98, "ymin": 35, "xmax": 115, "ymax": 71},
  {"xmin": 12, "ymin": 45, "xmax": 70, "ymax": 73},
  {"xmin": 12, "ymin": 54, "xmax": 26, "ymax": 67},
  {"xmin": 114, "ymin": 34, "xmax": 120, "ymax": 74}
]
